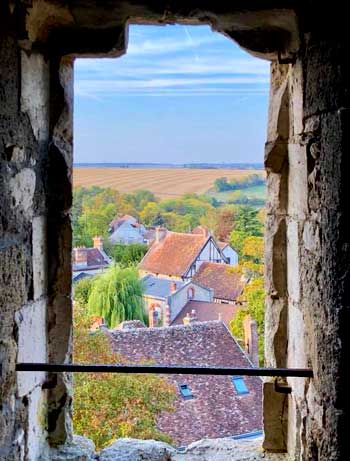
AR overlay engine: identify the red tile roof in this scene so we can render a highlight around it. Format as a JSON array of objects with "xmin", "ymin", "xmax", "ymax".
[
  {"xmin": 139, "ymin": 231, "xmax": 209, "ymax": 277},
  {"xmin": 109, "ymin": 322, "xmax": 262, "ymax": 446},
  {"xmin": 192, "ymin": 262, "xmax": 243, "ymax": 302},
  {"xmin": 171, "ymin": 300, "xmax": 239, "ymax": 327},
  {"xmin": 72, "ymin": 248, "xmax": 109, "ymax": 270}
]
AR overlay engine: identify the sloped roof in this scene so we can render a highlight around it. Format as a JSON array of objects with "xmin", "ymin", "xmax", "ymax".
[
  {"xmin": 72, "ymin": 247, "xmax": 110, "ymax": 271},
  {"xmin": 170, "ymin": 300, "xmax": 239, "ymax": 327},
  {"xmin": 109, "ymin": 214, "xmax": 137, "ymax": 231},
  {"xmin": 192, "ymin": 262, "xmax": 243, "ymax": 301},
  {"xmin": 139, "ymin": 231, "xmax": 209, "ymax": 277},
  {"xmin": 109, "ymin": 322, "xmax": 262, "ymax": 446},
  {"xmin": 218, "ymin": 241, "xmax": 229, "ymax": 250},
  {"xmin": 142, "ymin": 275, "xmax": 185, "ymax": 299}
]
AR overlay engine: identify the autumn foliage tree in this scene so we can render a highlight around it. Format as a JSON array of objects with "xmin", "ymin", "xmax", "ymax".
[{"xmin": 73, "ymin": 303, "xmax": 175, "ymax": 450}]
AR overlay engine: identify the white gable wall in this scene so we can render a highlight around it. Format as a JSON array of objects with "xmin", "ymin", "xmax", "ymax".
[
  {"xmin": 167, "ymin": 281, "xmax": 213, "ymax": 321},
  {"xmin": 222, "ymin": 246, "xmax": 239, "ymax": 265},
  {"xmin": 109, "ymin": 221, "xmax": 146, "ymax": 244}
]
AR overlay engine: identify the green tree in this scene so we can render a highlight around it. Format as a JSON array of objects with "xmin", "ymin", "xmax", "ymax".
[
  {"xmin": 233, "ymin": 206, "xmax": 263, "ymax": 236},
  {"xmin": 73, "ymin": 277, "xmax": 94, "ymax": 305},
  {"xmin": 73, "ymin": 303, "xmax": 175, "ymax": 449},
  {"xmin": 230, "ymin": 277, "xmax": 265, "ymax": 364},
  {"xmin": 112, "ymin": 244, "xmax": 148, "ymax": 266},
  {"xmin": 88, "ymin": 264, "xmax": 147, "ymax": 328}
]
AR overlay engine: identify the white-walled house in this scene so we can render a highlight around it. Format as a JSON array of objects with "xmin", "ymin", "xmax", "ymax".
[
  {"xmin": 218, "ymin": 242, "xmax": 239, "ymax": 266},
  {"xmin": 108, "ymin": 215, "xmax": 146, "ymax": 245},
  {"xmin": 142, "ymin": 274, "xmax": 214, "ymax": 327},
  {"xmin": 139, "ymin": 227, "xmax": 228, "ymax": 280}
]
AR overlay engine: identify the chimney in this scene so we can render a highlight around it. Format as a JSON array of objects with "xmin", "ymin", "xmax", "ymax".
[
  {"xmin": 243, "ymin": 316, "xmax": 259, "ymax": 366},
  {"xmin": 170, "ymin": 281, "xmax": 177, "ymax": 293},
  {"xmin": 93, "ymin": 236, "xmax": 103, "ymax": 251},
  {"xmin": 73, "ymin": 247, "xmax": 87, "ymax": 265},
  {"xmin": 218, "ymin": 312, "xmax": 222, "ymax": 321},
  {"xmin": 155, "ymin": 226, "xmax": 161, "ymax": 243},
  {"xmin": 164, "ymin": 305, "xmax": 171, "ymax": 327}
]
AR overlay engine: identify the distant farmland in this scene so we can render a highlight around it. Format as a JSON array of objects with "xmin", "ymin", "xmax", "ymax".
[{"xmin": 73, "ymin": 168, "xmax": 264, "ymax": 198}]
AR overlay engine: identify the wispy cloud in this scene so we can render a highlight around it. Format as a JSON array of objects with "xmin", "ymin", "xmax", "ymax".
[{"xmin": 75, "ymin": 24, "xmax": 269, "ymax": 99}]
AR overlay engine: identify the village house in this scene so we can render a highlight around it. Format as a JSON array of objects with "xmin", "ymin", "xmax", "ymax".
[
  {"xmin": 192, "ymin": 261, "xmax": 244, "ymax": 304},
  {"xmin": 108, "ymin": 214, "xmax": 146, "ymax": 245},
  {"xmin": 72, "ymin": 236, "xmax": 111, "ymax": 283},
  {"xmin": 170, "ymin": 300, "xmax": 238, "ymax": 329},
  {"xmin": 139, "ymin": 227, "xmax": 228, "ymax": 280},
  {"xmin": 109, "ymin": 321, "xmax": 262, "ymax": 447},
  {"xmin": 142, "ymin": 274, "xmax": 214, "ymax": 327},
  {"xmin": 142, "ymin": 274, "xmax": 239, "ymax": 328},
  {"xmin": 192, "ymin": 226, "xmax": 239, "ymax": 265},
  {"xmin": 218, "ymin": 241, "xmax": 239, "ymax": 265}
]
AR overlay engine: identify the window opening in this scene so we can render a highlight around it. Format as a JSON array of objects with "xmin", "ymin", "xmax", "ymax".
[
  {"xmin": 232, "ymin": 376, "xmax": 249, "ymax": 395},
  {"xmin": 179, "ymin": 384, "xmax": 194, "ymax": 400},
  {"xmin": 72, "ymin": 23, "xmax": 269, "ymax": 450}
]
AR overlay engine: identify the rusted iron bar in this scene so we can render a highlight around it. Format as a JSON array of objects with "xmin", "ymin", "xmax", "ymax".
[{"xmin": 11, "ymin": 363, "xmax": 313, "ymax": 378}]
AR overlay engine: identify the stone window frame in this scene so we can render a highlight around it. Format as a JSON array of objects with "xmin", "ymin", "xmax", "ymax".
[{"xmin": 7, "ymin": 3, "xmax": 348, "ymax": 460}]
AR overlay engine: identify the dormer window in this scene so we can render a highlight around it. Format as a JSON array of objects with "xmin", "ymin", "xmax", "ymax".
[{"xmin": 231, "ymin": 376, "xmax": 249, "ymax": 395}]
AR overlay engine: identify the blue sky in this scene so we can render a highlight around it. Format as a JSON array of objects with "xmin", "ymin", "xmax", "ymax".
[{"xmin": 74, "ymin": 25, "xmax": 270, "ymax": 164}]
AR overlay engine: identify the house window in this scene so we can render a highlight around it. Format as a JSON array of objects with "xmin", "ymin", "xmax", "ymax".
[
  {"xmin": 187, "ymin": 287, "xmax": 195, "ymax": 299},
  {"xmin": 231, "ymin": 376, "xmax": 249, "ymax": 395},
  {"xmin": 179, "ymin": 384, "xmax": 193, "ymax": 400}
]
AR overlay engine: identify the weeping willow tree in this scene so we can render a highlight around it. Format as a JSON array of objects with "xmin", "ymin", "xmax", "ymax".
[{"xmin": 88, "ymin": 264, "xmax": 147, "ymax": 327}]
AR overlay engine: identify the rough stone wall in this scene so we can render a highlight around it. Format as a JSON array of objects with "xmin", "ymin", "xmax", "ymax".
[
  {"xmin": 0, "ymin": 3, "xmax": 73, "ymax": 459},
  {"xmin": 263, "ymin": 16, "xmax": 350, "ymax": 461},
  {"xmin": 1, "ymin": 1, "xmax": 349, "ymax": 461}
]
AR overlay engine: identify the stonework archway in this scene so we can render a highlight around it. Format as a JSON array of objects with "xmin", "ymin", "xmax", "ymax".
[{"xmin": 0, "ymin": 2, "xmax": 349, "ymax": 460}]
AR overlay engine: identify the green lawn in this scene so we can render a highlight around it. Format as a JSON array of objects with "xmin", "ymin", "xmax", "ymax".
[{"xmin": 207, "ymin": 184, "xmax": 266, "ymax": 204}]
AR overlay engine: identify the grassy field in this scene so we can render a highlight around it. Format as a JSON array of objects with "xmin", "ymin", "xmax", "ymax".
[
  {"xmin": 73, "ymin": 168, "xmax": 264, "ymax": 198},
  {"xmin": 207, "ymin": 184, "xmax": 266, "ymax": 202}
]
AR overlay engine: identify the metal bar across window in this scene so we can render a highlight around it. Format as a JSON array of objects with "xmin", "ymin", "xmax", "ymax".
[{"xmin": 7, "ymin": 363, "xmax": 314, "ymax": 378}]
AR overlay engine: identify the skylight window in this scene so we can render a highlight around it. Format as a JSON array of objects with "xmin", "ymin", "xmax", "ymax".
[
  {"xmin": 231, "ymin": 376, "xmax": 249, "ymax": 395},
  {"xmin": 179, "ymin": 384, "xmax": 193, "ymax": 400}
]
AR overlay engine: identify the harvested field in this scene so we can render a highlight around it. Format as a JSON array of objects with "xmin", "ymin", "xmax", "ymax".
[{"xmin": 73, "ymin": 168, "xmax": 263, "ymax": 198}]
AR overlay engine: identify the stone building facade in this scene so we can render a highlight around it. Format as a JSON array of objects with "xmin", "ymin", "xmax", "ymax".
[{"xmin": 0, "ymin": 2, "xmax": 349, "ymax": 460}]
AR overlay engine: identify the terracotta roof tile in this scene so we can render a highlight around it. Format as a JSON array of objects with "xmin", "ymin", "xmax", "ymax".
[
  {"xmin": 193, "ymin": 262, "xmax": 243, "ymax": 302},
  {"xmin": 72, "ymin": 248, "xmax": 109, "ymax": 270},
  {"xmin": 109, "ymin": 322, "xmax": 262, "ymax": 446},
  {"xmin": 139, "ymin": 231, "xmax": 208, "ymax": 277},
  {"xmin": 170, "ymin": 300, "xmax": 238, "ymax": 327}
]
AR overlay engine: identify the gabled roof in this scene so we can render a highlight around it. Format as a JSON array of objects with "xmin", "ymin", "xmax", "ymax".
[
  {"xmin": 139, "ymin": 231, "xmax": 209, "ymax": 277},
  {"xmin": 192, "ymin": 262, "xmax": 243, "ymax": 301},
  {"xmin": 170, "ymin": 300, "xmax": 238, "ymax": 327},
  {"xmin": 72, "ymin": 247, "xmax": 110, "ymax": 271},
  {"xmin": 109, "ymin": 214, "xmax": 137, "ymax": 232},
  {"xmin": 109, "ymin": 322, "xmax": 262, "ymax": 446}
]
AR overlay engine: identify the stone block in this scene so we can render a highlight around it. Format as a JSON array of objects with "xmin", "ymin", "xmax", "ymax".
[
  {"xmin": 26, "ymin": 386, "xmax": 49, "ymax": 461},
  {"xmin": 263, "ymin": 381, "xmax": 288, "ymax": 453},
  {"xmin": 48, "ymin": 435, "xmax": 95, "ymax": 461},
  {"xmin": 16, "ymin": 300, "xmax": 47, "ymax": 397},
  {"xmin": 21, "ymin": 51, "xmax": 49, "ymax": 142},
  {"xmin": 99, "ymin": 438, "xmax": 176, "ymax": 461},
  {"xmin": 287, "ymin": 144, "xmax": 308, "ymax": 219},
  {"xmin": 286, "ymin": 219, "xmax": 300, "ymax": 304},
  {"xmin": 32, "ymin": 216, "xmax": 48, "ymax": 300},
  {"xmin": 9, "ymin": 168, "xmax": 36, "ymax": 220}
]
